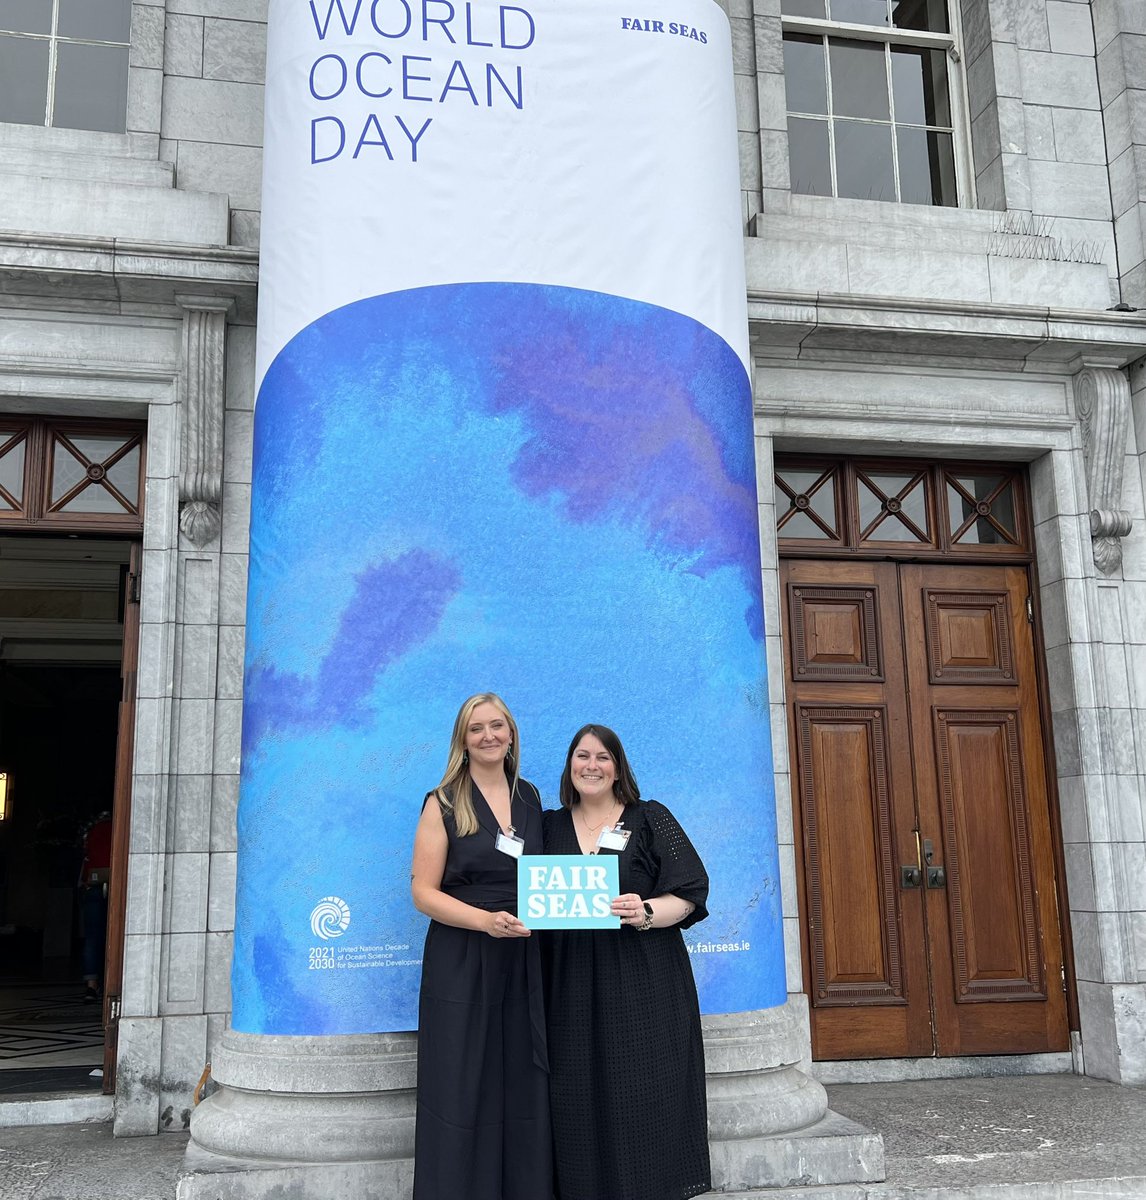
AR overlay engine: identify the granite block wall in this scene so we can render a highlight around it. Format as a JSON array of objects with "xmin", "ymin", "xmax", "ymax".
[{"xmin": 159, "ymin": 0, "xmax": 267, "ymax": 247}]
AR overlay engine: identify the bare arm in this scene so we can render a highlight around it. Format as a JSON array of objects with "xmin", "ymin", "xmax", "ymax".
[
  {"xmin": 612, "ymin": 892, "xmax": 696, "ymax": 929},
  {"xmin": 410, "ymin": 801, "xmax": 529, "ymax": 938}
]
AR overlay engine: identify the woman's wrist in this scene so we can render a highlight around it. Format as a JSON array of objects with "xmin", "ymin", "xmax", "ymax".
[{"xmin": 642, "ymin": 895, "xmax": 695, "ymax": 930}]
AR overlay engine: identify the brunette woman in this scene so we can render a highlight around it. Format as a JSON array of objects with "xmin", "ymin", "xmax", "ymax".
[{"xmin": 543, "ymin": 723, "xmax": 711, "ymax": 1200}]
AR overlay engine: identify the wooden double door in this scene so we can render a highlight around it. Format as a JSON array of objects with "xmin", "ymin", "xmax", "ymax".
[{"xmin": 783, "ymin": 559, "xmax": 1069, "ymax": 1060}]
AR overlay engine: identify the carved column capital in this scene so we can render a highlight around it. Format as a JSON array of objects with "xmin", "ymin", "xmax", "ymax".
[
  {"xmin": 177, "ymin": 296, "xmax": 234, "ymax": 548},
  {"xmin": 1075, "ymin": 366, "xmax": 1133, "ymax": 575}
]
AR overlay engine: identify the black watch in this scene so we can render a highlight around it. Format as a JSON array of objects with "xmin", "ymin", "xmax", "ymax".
[{"xmin": 637, "ymin": 901, "xmax": 654, "ymax": 931}]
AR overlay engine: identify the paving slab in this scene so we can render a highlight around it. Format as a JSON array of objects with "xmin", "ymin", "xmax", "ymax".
[
  {"xmin": 0, "ymin": 1072, "xmax": 1142, "ymax": 1199},
  {"xmin": 828, "ymin": 1074, "xmax": 1146, "ymax": 1193},
  {"xmin": 0, "ymin": 1123, "xmax": 187, "ymax": 1200}
]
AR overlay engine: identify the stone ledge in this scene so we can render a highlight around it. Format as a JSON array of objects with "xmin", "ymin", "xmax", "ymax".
[
  {"xmin": 178, "ymin": 1110, "xmax": 884, "ymax": 1200},
  {"xmin": 716, "ymin": 1178, "xmax": 1146, "ymax": 1198},
  {"xmin": 2, "ymin": 176, "xmax": 229, "ymax": 248},
  {"xmin": 0, "ymin": 1091, "xmax": 113, "ymax": 1128},
  {"xmin": 0, "ymin": 148, "xmax": 174, "ymax": 188},
  {"xmin": 177, "ymin": 1144, "xmax": 412, "ymax": 1200},
  {"xmin": 710, "ymin": 1110, "xmax": 885, "ymax": 1190},
  {"xmin": 813, "ymin": 1051, "xmax": 1074, "ymax": 1086}
]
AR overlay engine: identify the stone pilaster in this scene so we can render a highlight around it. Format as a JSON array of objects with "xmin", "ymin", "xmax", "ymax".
[
  {"xmin": 1075, "ymin": 365, "xmax": 1133, "ymax": 574},
  {"xmin": 177, "ymin": 297, "xmax": 233, "ymax": 549}
]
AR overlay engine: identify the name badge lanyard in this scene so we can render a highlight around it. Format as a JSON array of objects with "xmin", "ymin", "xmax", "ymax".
[
  {"xmin": 489, "ymin": 785, "xmax": 525, "ymax": 858},
  {"xmin": 495, "ymin": 824, "xmax": 525, "ymax": 858},
  {"xmin": 596, "ymin": 821, "xmax": 631, "ymax": 852}
]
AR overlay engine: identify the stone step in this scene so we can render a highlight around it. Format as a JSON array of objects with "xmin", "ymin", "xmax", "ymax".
[
  {"xmin": 0, "ymin": 1090, "xmax": 112, "ymax": 1128},
  {"xmin": 718, "ymin": 1178, "xmax": 1146, "ymax": 1197},
  {"xmin": 1, "ymin": 175, "xmax": 230, "ymax": 247},
  {"xmin": 0, "ymin": 145, "xmax": 174, "ymax": 188}
]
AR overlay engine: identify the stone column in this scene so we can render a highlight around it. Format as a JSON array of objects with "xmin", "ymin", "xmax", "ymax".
[{"xmin": 183, "ymin": 0, "xmax": 884, "ymax": 1191}]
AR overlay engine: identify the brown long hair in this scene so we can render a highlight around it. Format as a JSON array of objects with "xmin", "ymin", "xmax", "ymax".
[
  {"xmin": 559, "ymin": 724, "xmax": 640, "ymax": 811},
  {"xmin": 432, "ymin": 693, "xmax": 520, "ymax": 836}
]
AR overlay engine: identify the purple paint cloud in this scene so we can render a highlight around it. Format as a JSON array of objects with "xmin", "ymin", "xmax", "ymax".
[
  {"xmin": 243, "ymin": 548, "xmax": 460, "ymax": 753},
  {"xmin": 488, "ymin": 310, "xmax": 761, "ymax": 631}
]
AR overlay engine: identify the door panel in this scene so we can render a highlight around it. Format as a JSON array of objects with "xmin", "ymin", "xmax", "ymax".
[
  {"xmin": 901, "ymin": 564, "xmax": 1068, "ymax": 1056},
  {"xmin": 796, "ymin": 704, "xmax": 904, "ymax": 1006},
  {"xmin": 783, "ymin": 560, "xmax": 932, "ymax": 1059},
  {"xmin": 932, "ymin": 710, "xmax": 1045, "ymax": 1002},
  {"xmin": 784, "ymin": 558, "xmax": 1069, "ymax": 1060}
]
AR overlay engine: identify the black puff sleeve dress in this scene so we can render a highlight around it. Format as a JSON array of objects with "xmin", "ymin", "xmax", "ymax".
[{"xmin": 543, "ymin": 799, "xmax": 711, "ymax": 1200}]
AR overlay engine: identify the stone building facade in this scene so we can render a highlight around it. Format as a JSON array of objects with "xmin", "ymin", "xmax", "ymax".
[{"xmin": 0, "ymin": 0, "xmax": 1143, "ymax": 1168}]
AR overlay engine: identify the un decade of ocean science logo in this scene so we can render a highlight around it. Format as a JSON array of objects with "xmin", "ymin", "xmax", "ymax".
[
  {"xmin": 619, "ymin": 16, "xmax": 708, "ymax": 43},
  {"xmin": 310, "ymin": 895, "xmax": 351, "ymax": 940}
]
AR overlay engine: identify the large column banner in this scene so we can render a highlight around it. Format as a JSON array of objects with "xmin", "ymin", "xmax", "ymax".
[{"xmin": 234, "ymin": 0, "xmax": 786, "ymax": 1034}]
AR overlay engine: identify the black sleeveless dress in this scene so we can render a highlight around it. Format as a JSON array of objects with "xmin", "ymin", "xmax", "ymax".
[{"xmin": 413, "ymin": 779, "xmax": 552, "ymax": 1200}]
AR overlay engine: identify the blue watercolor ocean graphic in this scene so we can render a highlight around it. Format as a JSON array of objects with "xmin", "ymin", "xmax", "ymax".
[{"xmin": 233, "ymin": 283, "xmax": 786, "ymax": 1034}]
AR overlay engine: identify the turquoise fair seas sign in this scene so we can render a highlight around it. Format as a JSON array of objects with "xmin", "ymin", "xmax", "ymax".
[{"xmin": 518, "ymin": 855, "xmax": 620, "ymax": 930}]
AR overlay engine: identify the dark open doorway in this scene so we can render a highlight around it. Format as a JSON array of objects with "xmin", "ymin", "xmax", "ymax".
[{"xmin": 0, "ymin": 535, "xmax": 137, "ymax": 1096}]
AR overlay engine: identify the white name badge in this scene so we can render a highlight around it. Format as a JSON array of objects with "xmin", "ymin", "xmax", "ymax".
[
  {"xmin": 596, "ymin": 824, "xmax": 631, "ymax": 852},
  {"xmin": 495, "ymin": 828, "xmax": 525, "ymax": 859}
]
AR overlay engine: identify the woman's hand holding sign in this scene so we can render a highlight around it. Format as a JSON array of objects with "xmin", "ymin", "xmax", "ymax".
[
  {"xmin": 612, "ymin": 893, "xmax": 648, "ymax": 927},
  {"xmin": 488, "ymin": 910, "xmax": 530, "ymax": 938}
]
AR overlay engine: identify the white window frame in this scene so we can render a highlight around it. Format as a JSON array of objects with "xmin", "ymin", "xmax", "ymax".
[
  {"xmin": 781, "ymin": 0, "xmax": 976, "ymax": 208},
  {"xmin": 0, "ymin": 0, "xmax": 132, "ymax": 132}
]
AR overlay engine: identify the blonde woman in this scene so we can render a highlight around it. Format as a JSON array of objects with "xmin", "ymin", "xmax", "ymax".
[{"xmin": 410, "ymin": 693, "xmax": 551, "ymax": 1200}]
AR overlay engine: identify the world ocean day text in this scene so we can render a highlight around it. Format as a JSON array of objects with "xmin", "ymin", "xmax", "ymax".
[{"xmin": 304, "ymin": 0, "xmax": 536, "ymax": 164}]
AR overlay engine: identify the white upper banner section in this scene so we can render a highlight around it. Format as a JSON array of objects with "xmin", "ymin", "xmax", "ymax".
[{"xmin": 257, "ymin": 0, "xmax": 748, "ymax": 388}]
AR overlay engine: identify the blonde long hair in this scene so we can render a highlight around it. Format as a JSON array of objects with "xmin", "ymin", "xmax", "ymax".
[{"xmin": 432, "ymin": 693, "xmax": 520, "ymax": 837}]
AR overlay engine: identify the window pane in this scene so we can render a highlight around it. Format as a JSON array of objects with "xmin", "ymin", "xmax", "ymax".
[
  {"xmin": 781, "ymin": 0, "xmax": 827, "ymax": 16},
  {"xmin": 891, "ymin": 0, "xmax": 949, "ymax": 34},
  {"xmin": 778, "ymin": 509, "xmax": 833, "ymax": 539},
  {"xmin": 60, "ymin": 481, "xmax": 133, "ymax": 513},
  {"xmin": 52, "ymin": 41, "xmax": 129, "ymax": 132},
  {"xmin": 0, "ymin": 35, "xmax": 49, "ymax": 126},
  {"xmin": 829, "ymin": 0, "xmax": 889, "ymax": 26},
  {"xmin": 897, "ymin": 128, "xmax": 957, "ymax": 205},
  {"xmin": 891, "ymin": 46, "xmax": 950, "ymax": 127},
  {"xmin": 784, "ymin": 35, "xmax": 828, "ymax": 115},
  {"xmin": 948, "ymin": 476, "xmax": 1016, "ymax": 545},
  {"xmin": 58, "ymin": 0, "xmax": 133, "ymax": 41},
  {"xmin": 0, "ymin": 436, "xmax": 25, "ymax": 506},
  {"xmin": 52, "ymin": 442, "xmax": 88, "ymax": 501},
  {"xmin": 788, "ymin": 117, "xmax": 833, "ymax": 196},
  {"xmin": 0, "ymin": 0, "xmax": 52, "ymax": 34},
  {"xmin": 834, "ymin": 119, "xmax": 895, "ymax": 201},
  {"xmin": 858, "ymin": 470, "xmax": 928, "ymax": 540},
  {"xmin": 870, "ymin": 514, "xmax": 924, "ymax": 540},
  {"xmin": 776, "ymin": 467, "xmax": 839, "ymax": 537},
  {"xmin": 69, "ymin": 435, "xmax": 128, "ymax": 463},
  {"xmin": 105, "ymin": 444, "xmax": 140, "ymax": 506},
  {"xmin": 830, "ymin": 39, "xmax": 890, "ymax": 121},
  {"xmin": 989, "ymin": 482, "xmax": 1016, "ymax": 537}
]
